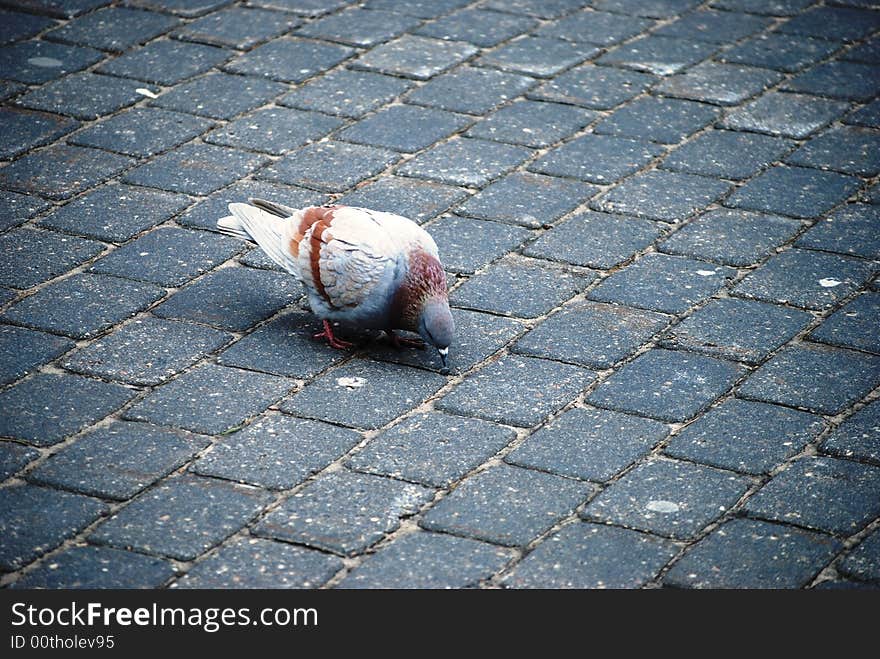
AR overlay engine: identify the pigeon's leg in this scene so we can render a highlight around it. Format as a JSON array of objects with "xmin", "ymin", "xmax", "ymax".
[
  {"xmin": 386, "ymin": 329, "xmax": 425, "ymax": 350},
  {"xmin": 313, "ymin": 319, "xmax": 353, "ymax": 350}
]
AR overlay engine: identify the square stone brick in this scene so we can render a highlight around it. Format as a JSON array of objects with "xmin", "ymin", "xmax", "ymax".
[
  {"xmin": 665, "ymin": 398, "xmax": 824, "ymax": 474},
  {"xmin": 732, "ymin": 248, "xmax": 875, "ymax": 310},
  {"xmin": 838, "ymin": 529, "xmax": 880, "ymax": 583},
  {"xmin": 664, "ymin": 518, "xmax": 841, "ymax": 588},
  {"xmin": 255, "ymin": 469, "xmax": 433, "ymax": 556},
  {"xmin": 362, "ymin": 0, "xmax": 470, "ymax": 18},
  {"xmin": 842, "ymin": 36, "xmax": 880, "ymax": 65},
  {"xmin": 782, "ymin": 61, "xmax": 880, "ymax": 102},
  {"xmin": 456, "ymin": 171, "xmax": 597, "ymax": 229},
  {"xmin": 503, "ymin": 522, "xmax": 678, "ymax": 589},
  {"xmin": 280, "ymin": 359, "xmax": 446, "ymax": 430},
  {"xmin": 720, "ymin": 91, "xmax": 849, "ymax": 139},
  {"xmin": 477, "ymin": 36, "xmax": 598, "ymax": 78},
  {"xmin": 123, "ymin": 143, "xmax": 269, "ymax": 196},
  {"xmin": 846, "ymin": 99, "xmax": 880, "ymax": 128},
  {"xmin": 661, "ymin": 129, "xmax": 796, "ymax": 180},
  {"xmin": 339, "ymin": 531, "xmax": 513, "ymax": 589},
  {"xmin": 352, "ymin": 35, "xmax": 477, "ymax": 80},
  {"xmin": 0, "ymin": 190, "xmax": 50, "ymax": 232},
  {"xmin": 594, "ymin": 170, "xmax": 731, "ymax": 223},
  {"xmin": 727, "ymin": 166, "xmax": 860, "ymax": 219},
  {"xmin": 174, "ymin": 7, "xmax": 297, "ymax": 49},
  {"xmin": 588, "ymin": 253, "xmax": 735, "ymax": 314},
  {"xmin": 63, "ymin": 316, "xmax": 231, "ymax": 386},
  {"xmin": 821, "ymin": 401, "xmax": 880, "ymax": 466},
  {"xmin": 0, "ymin": 441, "xmax": 39, "ymax": 481},
  {"xmin": 536, "ymin": 9, "xmax": 653, "ymax": 46},
  {"xmin": 660, "ymin": 297, "xmax": 811, "ymax": 365},
  {"xmin": 528, "ymin": 64, "xmax": 656, "ymax": 110},
  {"xmin": 529, "ymin": 134, "xmax": 664, "ymax": 184},
  {"xmin": 279, "ymin": 69, "xmax": 413, "ymax": 119},
  {"xmin": 16, "ymin": 71, "xmax": 144, "ymax": 120},
  {"xmin": 152, "ymin": 72, "xmax": 287, "ymax": 120},
  {"xmin": 744, "ymin": 456, "xmax": 880, "ymax": 535},
  {"xmin": 127, "ymin": 0, "xmax": 233, "ymax": 16},
  {"xmin": 480, "ymin": 0, "xmax": 589, "ymax": 18},
  {"xmin": 97, "ymin": 39, "xmax": 230, "ymax": 85},
  {"xmin": 719, "ymin": 33, "xmax": 842, "ymax": 73},
  {"xmin": 46, "ymin": 7, "xmax": 179, "ymax": 52},
  {"xmin": 0, "ymin": 227, "xmax": 104, "ymax": 290},
  {"xmin": 436, "ymin": 353, "xmax": 595, "ymax": 427},
  {"xmin": 0, "ymin": 144, "xmax": 134, "ymax": 201},
  {"xmin": 172, "ymin": 537, "xmax": 341, "ymax": 589},
  {"xmin": 0, "ymin": 10, "xmax": 54, "ymax": 46},
  {"xmin": 427, "ymin": 215, "xmax": 533, "ymax": 274},
  {"xmin": 709, "ymin": 0, "xmax": 815, "ymax": 15},
  {"xmin": 0, "ymin": 80, "xmax": 24, "ymax": 102},
  {"xmin": 777, "ymin": 5, "xmax": 880, "ymax": 42},
  {"xmin": 406, "ymin": 66, "xmax": 536, "ymax": 115},
  {"xmin": 125, "ymin": 363, "xmax": 292, "ymax": 434},
  {"xmin": 659, "ymin": 209, "xmax": 802, "ymax": 266},
  {"xmin": 225, "ymin": 36, "xmax": 353, "ymax": 83},
  {"xmin": 655, "ymin": 62, "xmax": 783, "ymax": 105},
  {"xmin": 452, "ymin": 255, "xmax": 595, "ymax": 318},
  {"xmin": 513, "ymin": 300, "xmax": 670, "ymax": 369},
  {"xmin": 653, "ymin": 9, "xmax": 772, "ymax": 43},
  {"xmin": 0, "ymin": 107, "xmax": 78, "ymax": 159},
  {"xmin": 248, "ymin": 0, "xmax": 345, "ymax": 16},
  {"xmin": 348, "ymin": 411, "xmax": 515, "ymax": 487},
  {"xmin": 91, "ymin": 474, "xmax": 273, "ymax": 560},
  {"xmin": 417, "ymin": 8, "xmax": 537, "ymax": 47},
  {"xmin": 592, "ymin": 0, "xmax": 702, "ymax": 19},
  {"xmin": 420, "ymin": 463, "xmax": 594, "ymax": 547},
  {"xmin": 338, "ymin": 104, "xmax": 471, "ymax": 153},
  {"xmin": 258, "ymin": 141, "xmax": 398, "ymax": 192},
  {"xmin": 296, "ymin": 7, "xmax": 420, "ymax": 47},
  {"xmin": 1, "ymin": 0, "xmax": 110, "ymax": 17},
  {"xmin": 397, "ymin": 137, "xmax": 531, "ymax": 188},
  {"xmin": 2, "ymin": 273, "xmax": 164, "ymax": 339},
  {"xmin": 786, "ymin": 125, "xmax": 880, "ymax": 177},
  {"xmin": 0, "ymin": 39, "xmax": 103, "ymax": 84},
  {"xmin": 29, "ymin": 421, "xmax": 208, "ymax": 500},
  {"xmin": 193, "ymin": 412, "xmax": 360, "ymax": 490},
  {"xmin": 507, "ymin": 406, "xmax": 669, "ymax": 482},
  {"xmin": 0, "ymin": 484, "xmax": 107, "ymax": 570},
  {"xmin": 598, "ymin": 35, "xmax": 717, "ymax": 76},
  {"xmin": 595, "ymin": 96, "xmax": 720, "ymax": 144},
  {"xmin": 38, "ymin": 183, "xmax": 190, "ymax": 242},
  {"xmin": 810, "ymin": 293, "xmax": 880, "ymax": 354},
  {"xmin": 582, "ymin": 458, "xmax": 751, "ymax": 539},
  {"xmin": 205, "ymin": 106, "xmax": 343, "ymax": 156},
  {"xmin": 466, "ymin": 100, "xmax": 595, "ymax": 148},
  {"xmin": 338, "ymin": 176, "xmax": 467, "ymax": 224},
  {"xmin": 738, "ymin": 343, "xmax": 880, "ymax": 415}
]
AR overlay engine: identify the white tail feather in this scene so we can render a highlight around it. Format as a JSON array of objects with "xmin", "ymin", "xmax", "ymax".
[{"xmin": 223, "ymin": 203, "xmax": 299, "ymax": 274}]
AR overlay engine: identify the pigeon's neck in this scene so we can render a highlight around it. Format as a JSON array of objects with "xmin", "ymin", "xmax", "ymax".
[{"xmin": 391, "ymin": 249, "xmax": 447, "ymax": 330}]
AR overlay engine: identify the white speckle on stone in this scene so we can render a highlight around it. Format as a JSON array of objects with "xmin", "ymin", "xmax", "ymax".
[
  {"xmin": 28, "ymin": 56, "xmax": 62, "ymax": 68},
  {"xmin": 646, "ymin": 500, "xmax": 680, "ymax": 514},
  {"xmin": 135, "ymin": 88, "xmax": 158, "ymax": 99},
  {"xmin": 696, "ymin": 269, "xmax": 716, "ymax": 276},
  {"xmin": 336, "ymin": 376, "xmax": 366, "ymax": 389},
  {"xmin": 818, "ymin": 278, "xmax": 842, "ymax": 288}
]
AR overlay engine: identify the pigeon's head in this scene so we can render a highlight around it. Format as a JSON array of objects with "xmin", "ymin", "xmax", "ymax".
[{"xmin": 418, "ymin": 296, "xmax": 455, "ymax": 375}]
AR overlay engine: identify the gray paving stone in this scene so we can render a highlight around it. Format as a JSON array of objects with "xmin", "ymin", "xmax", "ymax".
[
  {"xmin": 0, "ymin": 81, "xmax": 24, "ymax": 102},
  {"xmin": 655, "ymin": 62, "xmax": 783, "ymax": 106},
  {"xmin": 417, "ymin": 7, "xmax": 537, "ymax": 47},
  {"xmin": 127, "ymin": 0, "xmax": 233, "ymax": 17},
  {"xmin": 248, "ymin": 0, "xmax": 345, "ymax": 16},
  {"xmin": 0, "ymin": 10, "xmax": 54, "ymax": 46},
  {"xmin": 0, "ymin": 287, "xmax": 14, "ymax": 306},
  {"xmin": 152, "ymin": 71, "xmax": 287, "ymax": 120},
  {"xmin": 420, "ymin": 463, "xmax": 594, "ymax": 547},
  {"xmin": 46, "ymin": 7, "xmax": 179, "ymax": 52},
  {"xmin": 348, "ymin": 411, "xmax": 515, "ymax": 487},
  {"xmin": 719, "ymin": 33, "xmax": 842, "ymax": 73},
  {"xmin": 16, "ymin": 71, "xmax": 144, "ymax": 120},
  {"xmin": 659, "ymin": 209, "xmax": 802, "ymax": 266},
  {"xmin": 598, "ymin": 35, "xmax": 717, "ymax": 76},
  {"xmin": 664, "ymin": 518, "xmax": 841, "ymax": 588},
  {"xmin": 0, "ymin": 441, "xmax": 39, "ymax": 481},
  {"xmin": 838, "ymin": 529, "xmax": 880, "ymax": 583},
  {"xmin": 452, "ymin": 255, "xmax": 595, "ymax": 318},
  {"xmin": 63, "ymin": 316, "xmax": 231, "ymax": 386},
  {"xmin": 338, "ymin": 177, "xmax": 467, "ymax": 224},
  {"xmin": 588, "ymin": 253, "xmax": 735, "ymax": 314},
  {"xmin": 362, "ymin": 0, "xmax": 470, "ymax": 18},
  {"xmin": 842, "ymin": 36, "xmax": 880, "ymax": 64},
  {"xmin": 281, "ymin": 359, "xmax": 446, "ymax": 430},
  {"xmin": 732, "ymin": 248, "xmax": 875, "ymax": 310},
  {"xmin": 744, "ymin": 456, "xmax": 880, "ymax": 535},
  {"xmin": 2, "ymin": 273, "xmax": 164, "ymax": 339},
  {"xmin": 352, "ymin": 34, "xmax": 476, "ymax": 80},
  {"xmin": 528, "ymin": 64, "xmax": 656, "ymax": 110},
  {"xmin": 710, "ymin": 0, "xmax": 814, "ymax": 15},
  {"xmin": 810, "ymin": 293, "xmax": 880, "ymax": 354},
  {"xmin": 591, "ymin": 0, "xmax": 701, "ymax": 18},
  {"xmin": 97, "ymin": 39, "xmax": 230, "ymax": 85},
  {"xmin": 777, "ymin": 5, "xmax": 880, "ymax": 42},
  {"xmin": 720, "ymin": 91, "xmax": 849, "ymax": 139},
  {"xmin": 727, "ymin": 166, "xmax": 861, "ymax": 219},
  {"xmin": 255, "ymin": 469, "xmax": 433, "ymax": 556},
  {"xmin": 480, "ymin": 0, "xmax": 589, "ymax": 18},
  {"xmin": 846, "ymin": 99, "xmax": 880, "ymax": 129},
  {"xmin": 226, "ymin": 37, "xmax": 353, "ymax": 84},
  {"xmin": 193, "ymin": 412, "xmax": 359, "ymax": 490},
  {"xmin": 477, "ymin": 36, "xmax": 597, "ymax": 78},
  {"xmin": 782, "ymin": 60, "xmax": 880, "ymax": 102},
  {"xmin": 0, "ymin": 0, "xmax": 111, "ymax": 17},
  {"xmin": 582, "ymin": 458, "xmax": 751, "ymax": 539},
  {"xmin": 0, "ymin": 484, "xmax": 107, "ymax": 570},
  {"xmin": 29, "ymin": 421, "xmax": 208, "ymax": 500},
  {"xmin": 207, "ymin": 106, "xmax": 342, "ymax": 156},
  {"xmin": 38, "ymin": 183, "xmax": 190, "ymax": 243},
  {"xmin": 339, "ymin": 104, "xmax": 471, "ymax": 154},
  {"xmin": 297, "ymin": 7, "xmax": 420, "ymax": 47},
  {"xmin": 466, "ymin": 100, "xmax": 595, "ymax": 148},
  {"xmin": 661, "ymin": 297, "xmax": 812, "ymax": 365},
  {"xmin": 786, "ymin": 125, "xmax": 880, "ymax": 177},
  {"xmin": 0, "ymin": 144, "xmax": 134, "ymax": 201},
  {"xmin": 653, "ymin": 8, "xmax": 772, "ymax": 43},
  {"xmin": 339, "ymin": 531, "xmax": 513, "ymax": 589},
  {"xmin": 258, "ymin": 141, "xmax": 398, "ymax": 192},
  {"xmin": 11, "ymin": 545, "xmax": 176, "ymax": 589},
  {"xmin": 530, "ymin": 134, "xmax": 664, "ymax": 184},
  {"xmin": 0, "ymin": 324, "xmax": 73, "ymax": 386},
  {"xmin": 173, "ymin": 537, "xmax": 342, "ymax": 589},
  {"xmin": 661, "ymin": 129, "xmax": 795, "ymax": 181},
  {"xmin": 279, "ymin": 69, "xmax": 413, "ymax": 119},
  {"xmin": 665, "ymin": 398, "xmax": 824, "ymax": 474},
  {"xmin": 456, "ymin": 171, "xmax": 596, "ymax": 229},
  {"xmin": 821, "ymin": 401, "xmax": 880, "ymax": 466},
  {"xmin": 406, "ymin": 66, "xmax": 536, "ymax": 115},
  {"xmin": 436, "ymin": 353, "xmax": 595, "ymax": 427},
  {"xmin": 813, "ymin": 578, "xmax": 880, "ymax": 590},
  {"xmin": 738, "ymin": 343, "xmax": 880, "ymax": 415},
  {"xmin": 91, "ymin": 474, "xmax": 273, "ymax": 560},
  {"xmin": 504, "ymin": 522, "xmax": 679, "ymax": 589},
  {"xmin": 0, "ymin": 190, "xmax": 51, "ymax": 232},
  {"xmin": 508, "ymin": 406, "xmax": 668, "ymax": 482},
  {"xmin": 513, "ymin": 300, "xmax": 669, "ymax": 369},
  {"xmin": 535, "ymin": 10, "xmax": 654, "ymax": 46},
  {"xmin": 595, "ymin": 170, "xmax": 731, "ymax": 223},
  {"xmin": 0, "ymin": 227, "xmax": 103, "ymax": 290},
  {"xmin": 125, "ymin": 363, "xmax": 292, "ymax": 434},
  {"xmin": 595, "ymin": 96, "xmax": 720, "ymax": 145},
  {"xmin": 174, "ymin": 7, "xmax": 297, "ymax": 49},
  {"xmin": 427, "ymin": 215, "xmax": 533, "ymax": 274},
  {"xmin": 0, "ymin": 107, "xmax": 78, "ymax": 159},
  {"xmin": 0, "ymin": 39, "xmax": 103, "ymax": 84},
  {"xmin": 397, "ymin": 137, "xmax": 531, "ymax": 188}
]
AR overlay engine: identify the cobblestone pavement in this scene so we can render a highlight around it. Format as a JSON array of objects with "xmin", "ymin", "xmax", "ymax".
[{"xmin": 0, "ymin": 0, "xmax": 878, "ymax": 590}]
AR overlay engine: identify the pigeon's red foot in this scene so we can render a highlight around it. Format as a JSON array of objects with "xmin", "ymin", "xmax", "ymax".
[
  {"xmin": 386, "ymin": 330, "xmax": 425, "ymax": 350},
  {"xmin": 314, "ymin": 319, "xmax": 353, "ymax": 350}
]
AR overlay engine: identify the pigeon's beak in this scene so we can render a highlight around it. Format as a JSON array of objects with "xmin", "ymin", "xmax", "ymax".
[{"xmin": 438, "ymin": 347, "xmax": 450, "ymax": 375}]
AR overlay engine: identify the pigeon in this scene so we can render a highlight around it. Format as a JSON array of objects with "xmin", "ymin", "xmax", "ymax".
[{"xmin": 217, "ymin": 199, "xmax": 454, "ymax": 374}]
